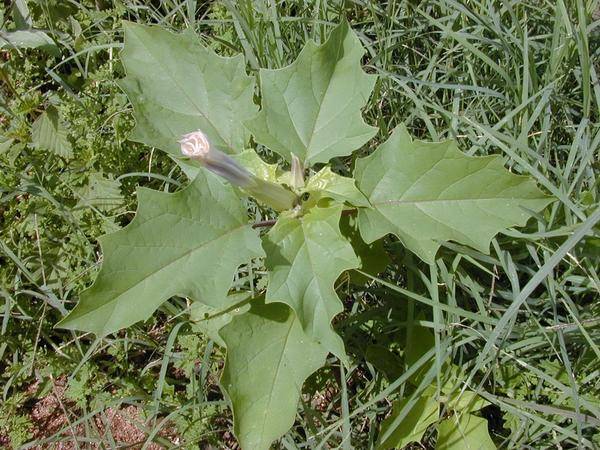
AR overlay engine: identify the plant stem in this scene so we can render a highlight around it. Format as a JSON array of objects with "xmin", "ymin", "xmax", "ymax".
[{"xmin": 251, "ymin": 208, "xmax": 357, "ymax": 229}]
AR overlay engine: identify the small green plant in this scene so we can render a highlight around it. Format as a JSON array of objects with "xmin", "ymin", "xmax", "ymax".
[{"xmin": 58, "ymin": 21, "xmax": 553, "ymax": 449}]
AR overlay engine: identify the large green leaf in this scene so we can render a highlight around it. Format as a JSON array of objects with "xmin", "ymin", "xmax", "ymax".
[
  {"xmin": 58, "ymin": 170, "xmax": 264, "ymax": 335},
  {"xmin": 119, "ymin": 22, "xmax": 257, "ymax": 156},
  {"xmin": 30, "ymin": 106, "xmax": 73, "ymax": 158},
  {"xmin": 245, "ymin": 21, "xmax": 377, "ymax": 166},
  {"xmin": 263, "ymin": 204, "xmax": 359, "ymax": 359},
  {"xmin": 377, "ymin": 394, "xmax": 439, "ymax": 449},
  {"xmin": 436, "ymin": 414, "xmax": 496, "ymax": 450},
  {"xmin": 220, "ymin": 299, "xmax": 327, "ymax": 450},
  {"xmin": 354, "ymin": 125, "xmax": 553, "ymax": 263}
]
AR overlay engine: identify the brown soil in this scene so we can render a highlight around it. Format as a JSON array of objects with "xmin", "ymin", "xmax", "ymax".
[{"xmin": 6, "ymin": 377, "xmax": 179, "ymax": 449}]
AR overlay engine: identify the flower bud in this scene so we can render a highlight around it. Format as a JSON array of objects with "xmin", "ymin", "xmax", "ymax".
[
  {"xmin": 179, "ymin": 130, "xmax": 252, "ymax": 187},
  {"xmin": 179, "ymin": 130, "xmax": 297, "ymax": 211},
  {"xmin": 179, "ymin": 130, "xmax": 211, "ymax": 159},
  {"xmin": 290, "ymin": 153, "xmax": 305, "ymax": 190}
]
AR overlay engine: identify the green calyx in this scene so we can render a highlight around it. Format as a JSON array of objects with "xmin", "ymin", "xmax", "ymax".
[{"xmin": 242, "ymin": 176, "xmax": 298, "ymax": 212}]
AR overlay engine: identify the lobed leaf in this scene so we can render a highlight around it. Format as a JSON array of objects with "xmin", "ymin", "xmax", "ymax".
[
  {"xmin": 354, "ymin": 125, "xmax": 554, "ymax": 263},
  {"xmin": 220, "ymin": 299, "xmax": 327, "ymax": 450},
  {"xmin": 263, "ymin": 204, "xmax": 359, "ymax": 359},
  {"xmin": 119, "ymin": 22, "xmax": 257, "ymax": 156},
  {"xmin": 58, "ymin": 170, "xmax": 264, "ymax": 335},
  {"xmin": 245, "ymin": 21, "xmax": 377, "ymax": 166}
]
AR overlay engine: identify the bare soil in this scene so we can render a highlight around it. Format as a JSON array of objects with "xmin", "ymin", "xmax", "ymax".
[{"xmin": 3, "ymin": 377, "xmax": 179, "ymax": 449}]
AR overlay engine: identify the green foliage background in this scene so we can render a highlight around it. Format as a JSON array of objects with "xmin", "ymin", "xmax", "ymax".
[{"xmin": 1, "ymin": 0, "xmax": 599, "ymax": 448}]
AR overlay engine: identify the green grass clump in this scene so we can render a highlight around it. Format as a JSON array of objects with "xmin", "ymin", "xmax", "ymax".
[{"xmin": 1, "ymin": 0, "xmax": 598, "ymax": 448}]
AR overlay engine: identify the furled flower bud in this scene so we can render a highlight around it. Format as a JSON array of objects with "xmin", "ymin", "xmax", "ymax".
[
  {"xmin": 179, "ymin": 130, "xmax": 297, "ymax": 212},
  {"xmin": 179, "ymin": 130, "xmax": 211, "ymax": 159},
  {"xmin": 179, "ymin": 130, "xmax": 252, "ymax": 187}
]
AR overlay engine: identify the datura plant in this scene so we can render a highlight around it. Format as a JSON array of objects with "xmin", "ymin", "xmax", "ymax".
[{"xmin": 58, "ymin": 21, "xmax": 553, "ymax": 449}]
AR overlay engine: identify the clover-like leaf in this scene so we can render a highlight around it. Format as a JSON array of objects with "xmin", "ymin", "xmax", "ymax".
[
  {"xmin": 58, "ymin": 170, "xmax": 264, "ymax": 335},
  {"xmin": 220, "ymin": 299, "xmax": 327, "ymax": 450},
  {"xmin": 355, "ymin": 125, "xmax": 554, "ymax": 263},
  {"xmin": 263, "ymin": 204, "xmax": 359, "ymax": 359},
  {"xmin": 31, "ymin": 106, "xmax": 73, "ymax": 159},
  {"xmin": 119, "ymin": 22, "xmax": 257, "ymax": 156},
  {"xmin": 76, "ymin": 173, "xmax": 123, "ymax": 212},
  {"xmin": 245, "ymin": 21, "xmax": 377, "ymax": 166}
]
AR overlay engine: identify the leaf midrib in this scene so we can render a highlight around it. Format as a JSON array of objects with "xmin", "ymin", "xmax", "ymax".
[
  {"xmin": 371, "ymin": 196, "xmax": 545, "ymax": 206},
  {"xmin": 82, "ymin": 223, "xmax": 251, "ymax": 332},
  {"xmin": 304, "ymin": 34, "xmax": 346, "ymax": 162},
  {"xmin": 258, "ymin": 319, "xmax": 295, "ymax": 446}
]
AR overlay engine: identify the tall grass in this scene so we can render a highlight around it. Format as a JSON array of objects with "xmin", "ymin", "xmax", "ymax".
[{"xmin": 222, "ymin": 1, "xmax": 599, "ymax": 447}]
